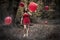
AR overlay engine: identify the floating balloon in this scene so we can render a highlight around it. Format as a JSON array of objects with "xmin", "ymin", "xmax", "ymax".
[
  {"xmin": 4, "ymin": 16, "xmax": 12, "ymax": 25},
  {"xmin": 44, "ymin": 21, "xmax": 48, "ymax": 24},
  {"xmin": 45, "ymin": 6, "xmax": 49, "ymax": 11},
  {"xmin": 28, "ymin": 2, "xmax": 38, "ymax": 12},
  {"xmin": 19, "ymin": 2, "xmax": 24, "ymax": 7}
]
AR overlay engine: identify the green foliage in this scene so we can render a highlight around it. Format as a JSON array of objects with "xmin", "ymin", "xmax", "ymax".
[{"xmin": 16, "ymin": 0, "xmax": 56, "ymax": 22}]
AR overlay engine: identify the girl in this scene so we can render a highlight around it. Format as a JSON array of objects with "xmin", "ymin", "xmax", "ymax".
[{"xmin": 21, "ymin": 10, "xmax": 32, "ymax": 37}]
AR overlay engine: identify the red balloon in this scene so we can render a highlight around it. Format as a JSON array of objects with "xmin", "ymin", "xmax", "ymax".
[
  {"xmin": 19, "ymin": 2, "xmax": 24, "ymax": 7},
  {"xmin": 4, "ymin": 16, "xmax": 12, "ymax": 25},
  {"xmin": 45, "ymin": 6, "xmax": 49, "ymax": 11},
  {"xmin": 28, "ymin": 2, "xmax": 38, "ymax": 12},
  {"xmin": 44, "ymin": 21, "xmax": 48, "ymax": 24}
]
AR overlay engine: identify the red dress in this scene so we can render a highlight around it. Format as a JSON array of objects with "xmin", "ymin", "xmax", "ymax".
[{"xmin": 23, "ymin": 13, "xmax": 30, "ymax": 25}]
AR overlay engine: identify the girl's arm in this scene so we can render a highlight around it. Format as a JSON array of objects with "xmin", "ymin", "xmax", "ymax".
[
  {"xmin": 28, "ymin": 12, "xmax": 32, "ymax": 16},
  {"xmin": 20, "ymin": 17, "xmax": 23, "ymax": 24}
]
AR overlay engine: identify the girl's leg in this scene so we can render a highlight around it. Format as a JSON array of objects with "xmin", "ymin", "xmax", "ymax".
[
  {"xmin": 23, "ymin": 25, "xmax": 27, "ymax": 37},
  {"xmin": 26, "ymin": 24, "xmax": 29, "ymax": 37}
]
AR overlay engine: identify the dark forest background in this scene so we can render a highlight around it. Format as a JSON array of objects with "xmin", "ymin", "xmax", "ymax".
[{"xmin": 0, "ymin": 0, "xmax": 60, "ymax": 40}]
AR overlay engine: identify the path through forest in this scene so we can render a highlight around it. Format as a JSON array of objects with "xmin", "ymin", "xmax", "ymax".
[{"xmin": 3, "ymin": 23, "xmax": 60, "ymax": 40}]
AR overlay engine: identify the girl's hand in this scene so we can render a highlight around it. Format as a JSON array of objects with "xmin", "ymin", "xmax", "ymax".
[{"xmin": 28, "ymin": 12, "xmax": 32, "ymax": 16}]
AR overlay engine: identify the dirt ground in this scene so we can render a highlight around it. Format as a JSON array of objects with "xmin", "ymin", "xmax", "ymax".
[{"xmin": 1, "ymin": 20, "xmax": 60, "ymax": 40}]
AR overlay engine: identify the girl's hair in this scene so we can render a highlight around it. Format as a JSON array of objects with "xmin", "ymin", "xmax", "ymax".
[{"xmin": 23, "ymin": 8, "xmax": 28, "ymax": 13}]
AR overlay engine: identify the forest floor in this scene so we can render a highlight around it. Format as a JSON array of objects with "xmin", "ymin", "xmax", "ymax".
[{"xmin": 2, "ymin": 19, "xmax": 60, "ymax": 40}]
